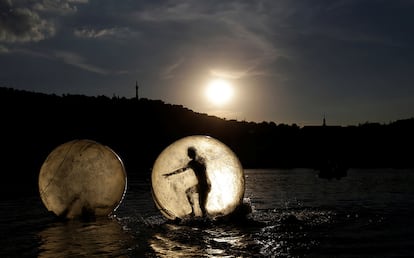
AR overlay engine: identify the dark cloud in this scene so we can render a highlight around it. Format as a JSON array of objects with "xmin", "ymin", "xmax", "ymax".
[
  {"xmin": 1, "ymin": 0, "xmax": 414, "ymax": 125},
  {"xmin": 0, "ymin": 0, "xmax": 90, "ymax": 42},
  {"xmin": 0, "ymin": 43, "xmax": 8, "ymax": 53},
  {"xmin": 33, "ymin": 0, "xmax": 88, "ymax": 15},
  {"xmin": 0, "ymin": 0, "xmax": 54, "ymax": 42},
  {"xmin": 73, "ymin": 27, "xmax": 135, "ymax": 39}
]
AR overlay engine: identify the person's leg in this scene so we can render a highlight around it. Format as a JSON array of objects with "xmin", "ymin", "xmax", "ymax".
[
  {"xmin": 185, "ymin": 186, "xmax": 196, "ymax": 217},
  {"xmin": 199, "ymin": 192, "xmax": 207, "ymax": 217},
  {"xmin": 198, "ymin": 183, "xmax": 210, "ymax": 217}
]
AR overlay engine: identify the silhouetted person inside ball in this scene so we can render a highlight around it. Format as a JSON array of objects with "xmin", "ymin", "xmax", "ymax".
[{"xmin": 163, "ymin": 147, "xmax": 210, "ymax": 217}]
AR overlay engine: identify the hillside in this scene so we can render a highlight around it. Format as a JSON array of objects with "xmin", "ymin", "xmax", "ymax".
[{"xmin": 1, "ymin": 87, "xmax": 414, "ymax": 196}]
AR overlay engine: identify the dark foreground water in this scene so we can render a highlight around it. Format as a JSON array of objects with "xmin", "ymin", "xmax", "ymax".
[{"xmin": 1, "ymin": 168, "xmax": 414, "ymax": 257}]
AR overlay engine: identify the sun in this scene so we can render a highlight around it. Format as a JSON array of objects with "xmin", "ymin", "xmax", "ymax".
[{"xmin": 205, "ymin": 79, "xmax": 234, "ymax": 106}]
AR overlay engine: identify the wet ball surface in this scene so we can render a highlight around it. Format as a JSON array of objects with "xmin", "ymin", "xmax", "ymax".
[
  {"xmin": 38, "ymin": 139, "xmax": 127, "ymax": 219},
  {"xmin": 151, "ymin": 135, "xmax": 245, "ymax": 220}
]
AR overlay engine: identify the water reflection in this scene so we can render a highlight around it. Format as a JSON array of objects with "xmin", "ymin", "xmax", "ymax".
[
  {"xmin": 3, "ymin": 169, "xmax": 412, "ymax": 257},
  {"xmin": 38, "ymin": 217, "xmax": 133, "ymax": 257},
  {"xmin": 149, "ymin": 222, "xmax": 260, "ymax": 257}
]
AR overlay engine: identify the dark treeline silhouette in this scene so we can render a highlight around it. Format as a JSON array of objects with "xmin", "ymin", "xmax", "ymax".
[{"xmin": 1, "ymin": 87, "xmax": 414, "ymax": 197}]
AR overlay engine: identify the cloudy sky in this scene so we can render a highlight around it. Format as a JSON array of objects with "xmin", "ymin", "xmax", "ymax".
[{"xmin": 1, "ymin": 0, "xmax": 414, "ymax": 125}]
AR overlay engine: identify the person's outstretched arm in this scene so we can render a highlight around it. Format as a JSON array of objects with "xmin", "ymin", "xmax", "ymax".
[{"xmin": 163, "ymin": 166, "xmax": 189, "ymax": 177}]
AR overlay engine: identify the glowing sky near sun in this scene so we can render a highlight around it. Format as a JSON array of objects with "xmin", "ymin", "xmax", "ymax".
[
  {"xmin": 205, "ymin": 78, "xmax": 234, "ymax": 106},
  {"xmin": 1, "ymin": 1, "xmax": 414, "ymax": 125}
]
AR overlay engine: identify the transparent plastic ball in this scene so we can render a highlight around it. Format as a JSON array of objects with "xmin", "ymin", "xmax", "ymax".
[
  {"xmin": 38, "ymin": 139, "xmax": 127, "ymax": 219},
  {"xmin": 151, "ymin": 135, "xmax": 245, "ymax": 221}
]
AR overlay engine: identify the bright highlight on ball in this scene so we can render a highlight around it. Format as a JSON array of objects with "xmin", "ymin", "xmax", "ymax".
[
  {"xmin": 205, "ymin": 79, "xmax": 234, "ymax": 106},
  {"xmin": 151, "ymin": 135, "xmax": 245, "ymax": 221},
  {"xmin": 38, "ymin": 139, "xmax": 127, "ymax": 219}
]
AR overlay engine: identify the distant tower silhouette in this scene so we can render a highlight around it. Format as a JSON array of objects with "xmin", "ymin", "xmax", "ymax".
[
  {"xmin": 323, "ymin": 115, "xmax": 326, "ymax": 127},
  {"xmin": 135, "ymin": 81, "xmax": 139, "ymax": 100}
]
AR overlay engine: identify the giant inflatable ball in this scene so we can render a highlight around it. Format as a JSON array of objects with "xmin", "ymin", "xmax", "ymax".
[
  {"xmin": 151, "ymin": 135, "xmax": 245, "ymax": 221},
  {"xmin": 38, "ymin": 139, "xmax": 127, "ymax": 219}
]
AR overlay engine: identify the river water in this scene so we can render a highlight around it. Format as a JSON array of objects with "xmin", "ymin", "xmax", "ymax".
[{"xmin": 1, "ymin": 168, "xmax": 414, "ymax": 257}]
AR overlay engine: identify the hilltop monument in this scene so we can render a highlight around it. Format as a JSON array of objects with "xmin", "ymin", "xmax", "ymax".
[{"xmin": 135, "ymin": 81, "xmax": 139, "ymax": 100}]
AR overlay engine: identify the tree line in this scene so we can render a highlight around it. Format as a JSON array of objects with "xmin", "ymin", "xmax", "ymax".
[{"xmin": 1, "ymin": 87, "xmax": 413, "ymax": 196}]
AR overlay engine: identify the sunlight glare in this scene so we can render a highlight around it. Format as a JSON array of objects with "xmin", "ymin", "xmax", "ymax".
[{"xmin": 205, "ymin": 79, "xmax": 234, "ymax": 106}]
